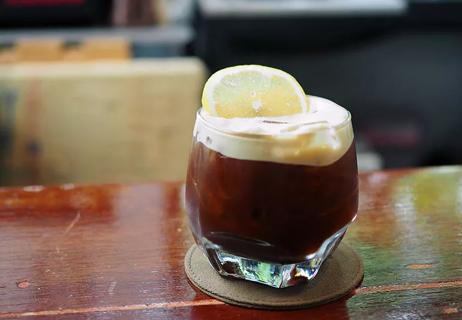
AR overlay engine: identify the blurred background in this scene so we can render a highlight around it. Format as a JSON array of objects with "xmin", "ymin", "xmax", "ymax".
[{"xmin": 0, "ymin": 0, "xmax": 461, "ymax": 186}]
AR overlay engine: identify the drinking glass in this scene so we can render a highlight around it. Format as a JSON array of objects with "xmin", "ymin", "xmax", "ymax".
[{"xmin": 185, "ymin": 98, "xmax": 358, "ymax": 288}]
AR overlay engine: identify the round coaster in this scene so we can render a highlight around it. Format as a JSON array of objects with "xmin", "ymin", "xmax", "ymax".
[{"xmin": 185, "ymin": 243, "xmax": 363, "ymax": 310}]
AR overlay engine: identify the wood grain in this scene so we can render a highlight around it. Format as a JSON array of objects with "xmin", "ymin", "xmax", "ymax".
[{"xmin": 1, "ymin": 166, "xmax": 462, "ymax": 319}]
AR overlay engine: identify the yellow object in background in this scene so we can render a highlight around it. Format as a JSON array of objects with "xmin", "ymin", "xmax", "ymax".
[
  {"xmin": 0, "ymin": 38, "xmax": 131, "ymax": 63},
  {"xmin": 0, "ymin": 49, "xmax": 17, "ymax": 64},
  {"xmin": 67, "ymin": 39, "xmax": 131, "ymax": 61},
  {"xmin": 16, "ymin": 40, "xmax": 64, "ymax": 62}
]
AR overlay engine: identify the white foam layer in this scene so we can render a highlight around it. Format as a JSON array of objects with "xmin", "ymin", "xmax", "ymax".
[{"xmin": 194, "ymin": 96, "xmax": 354, "ymax": 166}]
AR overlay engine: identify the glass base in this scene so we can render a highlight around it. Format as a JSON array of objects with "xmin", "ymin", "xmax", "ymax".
[{"xmin": 200, "ymin": 225, "xmax": 348, "ymax": 288}]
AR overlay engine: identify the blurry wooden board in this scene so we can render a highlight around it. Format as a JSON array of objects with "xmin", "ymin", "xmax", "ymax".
[{"xmin": 0, "ymin": 59, "xmax": 206, "ymax": 185}]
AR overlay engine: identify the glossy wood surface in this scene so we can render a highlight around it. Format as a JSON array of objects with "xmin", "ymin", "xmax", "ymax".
[{"xmin": 1, "ymin": 166, "xmax": 462, "ymax": 319}]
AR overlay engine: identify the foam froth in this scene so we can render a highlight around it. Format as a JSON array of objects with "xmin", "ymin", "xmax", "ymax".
[{"xmin": 194, "ymin": 96, "xmax": 354, "ymax": 166}]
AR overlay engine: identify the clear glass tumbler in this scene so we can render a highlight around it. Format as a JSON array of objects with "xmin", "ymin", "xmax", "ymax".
[{"xmin": 185, "ymin": 96, "xmax": 358, "ymax": 288}]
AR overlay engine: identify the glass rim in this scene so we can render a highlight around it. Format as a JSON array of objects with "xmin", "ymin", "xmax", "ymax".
[{"xmin": 196, "ymin": 105, "xmax": 352, "ymax": 139}]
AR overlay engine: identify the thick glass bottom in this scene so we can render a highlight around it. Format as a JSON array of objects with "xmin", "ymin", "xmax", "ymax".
[{"xmin": 199, "ymin": 225, "xmax": 349, "ymax": 288}]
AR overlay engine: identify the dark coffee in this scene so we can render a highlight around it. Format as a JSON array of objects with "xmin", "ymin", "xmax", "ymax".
[{"xmin": 185, "ymin": 140, "xmax": 358, "ymax": 264}]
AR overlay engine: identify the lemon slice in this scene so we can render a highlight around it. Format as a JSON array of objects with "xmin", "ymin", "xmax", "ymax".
[{"xmin": 202, "ymin": 65, "xmax": 308, "ymax": 118}]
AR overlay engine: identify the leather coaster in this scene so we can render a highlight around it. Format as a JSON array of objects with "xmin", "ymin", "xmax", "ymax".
[{"xmin": 185, "ymin": 243, "xmax": 363, "ymax": 310}]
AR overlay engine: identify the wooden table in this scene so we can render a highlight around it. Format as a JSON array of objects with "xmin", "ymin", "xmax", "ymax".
[{"xmin": 1, "ymin": 166, "xmax": 461, "ymax": 319}]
